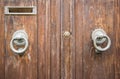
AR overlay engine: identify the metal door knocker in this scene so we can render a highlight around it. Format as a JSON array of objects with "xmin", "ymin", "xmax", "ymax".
[
  {"xmin": 92, "ymin": 29, "xmax": 111, "ymax": 53},
  {"xmin": 10, "ymin": 30, "xmax": 29, "ymax": 54}
]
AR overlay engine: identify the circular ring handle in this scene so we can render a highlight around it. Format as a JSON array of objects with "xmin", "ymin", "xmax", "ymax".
[
  {"xmin": 10, "ymin": 37, "xmax": 28, "ymax": 54},
  {"xmin": 93, "ymin": 35, "xmax": 111, "ymax": 52}
]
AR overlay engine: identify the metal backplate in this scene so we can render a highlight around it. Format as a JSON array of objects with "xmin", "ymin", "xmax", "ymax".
[
  {"xmin": 12, "ymin": 30, "xmax": 28, "ymax": 39},
  {"xmin": 12, "ymin": 30, "xmax": 28, "ymax": 46},
  {"xmin": 92, "ymin": 29, "xmax": 106, "ymax": 44}
]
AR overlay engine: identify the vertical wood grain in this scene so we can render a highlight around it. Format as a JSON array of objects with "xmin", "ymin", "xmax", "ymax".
[
  {"xmin": 38, "ymin": 0, "xmax": 48, "ymax": 79},
  {"xmin": 70, "ymin": 0, "xmax": 75, "ymax": 79},
  {"xmin": 61, "ymin": 0, "xmax": 75, "ymax": 79},
  {"xmin": 45, "ymin": 0, "xmax": 51, "ymax": 79},
  {"xmin": 83, "ymin": 0, "xmax": 115, "ymax": 79},
  {"xmin": 0, "ymin": 0, "xmax": 5, "ymax": 79},
  {"xmin": 74, "ymin": 0, "xmax": 84, "ymax": 79},
  {"xmin": 38, "ymin": 0, "xmax": 61, "ymax": 79},
  {"xmin": 4, "ymin": 0, "xmax": 37, "ymax": 79},
  {"xmin": 115, "ymin": 0, "xmax": 120, "ymax": 79},
  {"xmin": 50, "ymin": 0, "xmax": 61, "ymax": 79},
  {"xmin": 61, "ymin": 0, "xmax": 70, "ymax": 78},
  {"xmin": 2, "ymin": 0, "xmax": 119, "ymax": 79}
]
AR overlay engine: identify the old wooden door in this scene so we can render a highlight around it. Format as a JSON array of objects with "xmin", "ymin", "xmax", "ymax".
[{"xmin": 0, "ymin": 0, "xmax": 120, "ymax": 79}]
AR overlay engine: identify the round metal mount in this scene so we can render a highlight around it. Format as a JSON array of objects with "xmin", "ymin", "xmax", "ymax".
[
  {"xmin": 92, "ymin": 29, "xmax": 106, "ymax": 44},
  {"xmin": 63, "ymin": 31, "xmax": 71, "ymax": 37},
  {"xmin": 12, "ymin": 30, "xmax": 28, "ymax": 39},
  {"xmin": 13, "ymin": 30, "xmax": 28, "ymax": 46}
]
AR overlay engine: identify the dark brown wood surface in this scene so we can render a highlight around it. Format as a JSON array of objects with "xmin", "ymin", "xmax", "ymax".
[
  {"xmin": 0, "ymin": 0, "xmax": 5, "ymax": 79},
  {"xmin": 38, "ymin": 0, "xmax": 61, "ymax": 79},
  {"xmin": 50, "ymin": 0, "xmax": 61, "ymax": 79},
  {"xmin": 0, "ymin": 0, "xmax": 120, "ymax": 79},
  {"xmin": 38, "ymin": 0, "xmax": 47, "ymax": 79},
  {"xmin": 83, "ymin": 0, "xmax": 115, "ymax": 79},
  {"xmin": 115, "ymin": 0, "xmax": 120, "ymax": 79},
  {"xmin": 4, "ymin": 0, "xmax": 37, "ymax": 79},
  {"xmin": 74, "ymin": 0, "xmax": 84, "ymax": 79},
  {"xmin": 61, "ymin": 0, "xmax": 73, "ymax": 79}
]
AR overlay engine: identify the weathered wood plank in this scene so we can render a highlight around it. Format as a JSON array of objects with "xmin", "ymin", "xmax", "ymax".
[
  {"xmin": 83, "ymin": 0, "xmax": 115, "ymax": 79},
  {"xmin": 38, "ymin": 0, "xmax": 54, "ymax": 79},
  {"xmin": 69, "ymin": 0, "xmax": 76, "ymax": 79},
  {"xmin": 45, "ymin": 0, "xmax": 51, "ymax": 79},
  {"xmin": 61, "ymin": 0, "xmax": 70, "ymax": 78},
  {"xmin": 37, "ymin": 0, "xmax": 48, "ymax": 79},
  {"xmin": 115, "ymin": 0, "xmax": 120, "ymax": 79},
  {"xmin": 50, "ymin": 0, "xmax": 61, "ymax": 79},
  {"xmin": 4, "ymin": 0, "xmax": 37, "ymax": 79},
  {"xmin": 0, "ymin": 0, "xmax": 5, "ymax": 79},
  {"xmin": 2, "ymin": 0, "xmax": 118, "ymax": 79},
  {"xmin": 74, "ymin": 0, "xmax": 84, "ymax": 79}
]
